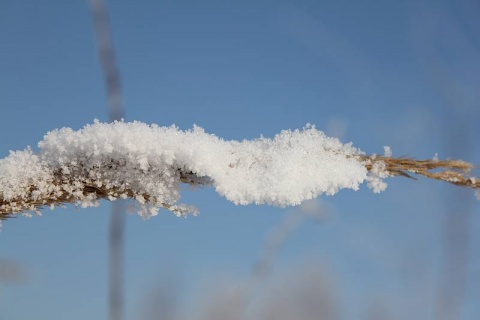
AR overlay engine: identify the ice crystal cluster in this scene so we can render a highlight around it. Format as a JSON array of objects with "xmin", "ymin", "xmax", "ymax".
[{"xmin": 0, "ymin": 120, "xmax": 387, "ymax": 219}]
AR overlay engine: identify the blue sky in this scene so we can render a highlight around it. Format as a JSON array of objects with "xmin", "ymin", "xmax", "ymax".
[{"xmin": 1, "ymin": 0, "xmax": 479, "ymax": 319}]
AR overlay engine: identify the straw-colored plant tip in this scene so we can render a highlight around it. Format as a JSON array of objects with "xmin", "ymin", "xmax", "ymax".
[
  {"xmin": 0, "ymin": 121, "xmax": 478, "ymax": 221},
  {"xmin": 361, "ymin": 155, "xmax": 479, "ymax": 189}
]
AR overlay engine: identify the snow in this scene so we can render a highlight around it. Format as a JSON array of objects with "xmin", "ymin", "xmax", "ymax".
[
  {"xmin": 0, "ymin": 120, "xmax": 386, "ymax": 218},
  {"xmin": 383, "ymin": 146, "xmax": 392, "ymax": 157},
  {"xmin": 365, "ymin": 157, "xmax": 389, "ymax": 193}
]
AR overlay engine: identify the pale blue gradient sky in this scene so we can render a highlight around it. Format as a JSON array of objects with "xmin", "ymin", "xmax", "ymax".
[{"xmin": 1, "ymin": 1, "xmax": 479, "ymax": 319}]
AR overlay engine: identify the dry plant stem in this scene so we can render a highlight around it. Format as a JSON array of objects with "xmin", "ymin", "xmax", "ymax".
[
  {"xmin": 1, "ymin": 157, "xmax": 478, "ymax": 220},
  {"xmin": 361, "ymin": 155, "xmax": 479, "ymax": 189}
]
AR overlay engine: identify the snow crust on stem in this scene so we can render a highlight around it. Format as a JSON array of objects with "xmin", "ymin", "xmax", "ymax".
[{"xmin": 0, "ymin": 120, "xmax": 384, "ymax": 218}]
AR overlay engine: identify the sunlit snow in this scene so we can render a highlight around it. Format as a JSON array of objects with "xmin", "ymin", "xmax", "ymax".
[{"xmin": 0, "ymin": 120, "xmax": 386, "ymax": 218}]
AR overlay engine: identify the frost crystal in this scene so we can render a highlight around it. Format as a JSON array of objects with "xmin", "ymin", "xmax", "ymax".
[
  {"xmin": 365, "ymin": 159, "xmax": 389, "ymax": 193},
  {"xmin": 383, "ymin": 146, "xmax": 392, "ymax": 157},
  {"xmin": 0, "ymin": 120, "xmax": 385, "ymax": 218}
]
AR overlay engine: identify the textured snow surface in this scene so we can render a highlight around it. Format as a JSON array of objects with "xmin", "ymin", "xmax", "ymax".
[{"xmin": 0, "ymin": 120, "xmax": 384, "ymax": 218}]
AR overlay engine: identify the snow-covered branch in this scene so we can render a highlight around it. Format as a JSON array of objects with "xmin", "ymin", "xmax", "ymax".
[{"xmin": 0, "ymin": 120, "xmax": 478, "ymax": 220}]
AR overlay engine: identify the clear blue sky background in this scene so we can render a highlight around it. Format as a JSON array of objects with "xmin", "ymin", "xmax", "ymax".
[{"xmin": 1, "ymin": 0, "xmax": 479, "ymax": 319}]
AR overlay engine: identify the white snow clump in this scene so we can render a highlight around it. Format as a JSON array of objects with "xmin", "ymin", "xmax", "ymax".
[{"xmin": 0, "ymin": 120, "xmax": 387, "ymax": 218}]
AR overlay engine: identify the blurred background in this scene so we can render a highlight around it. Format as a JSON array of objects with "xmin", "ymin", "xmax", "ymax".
[{"xmin": 1, "ymin": 0, "xmax": 479, "ymax": 319}]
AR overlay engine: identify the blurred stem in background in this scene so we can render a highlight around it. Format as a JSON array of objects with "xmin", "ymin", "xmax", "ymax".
[
  {"xmin": 436, "ymin": 81, "xmax": 474, "ymax": 320},
  {"xmin": 89, "ymin": 1, "xmax": 125, "ymax": 320},
  {"xmin": 412, "ymin": 4, "xmax": 477, "ymax": 317},
  {"xmin": 201, "ymin": 201, "xmax": 330, "ymax": 320}
]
